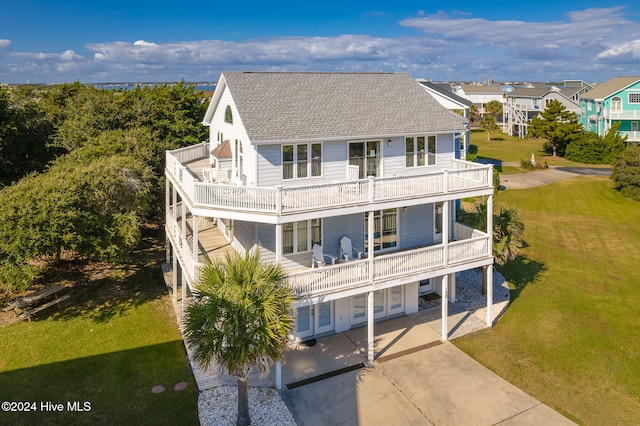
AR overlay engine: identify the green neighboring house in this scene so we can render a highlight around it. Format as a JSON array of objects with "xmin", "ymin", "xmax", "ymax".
[{"xmin": 579, "ymin": 76, "xmax": 640, "ymax": 143}]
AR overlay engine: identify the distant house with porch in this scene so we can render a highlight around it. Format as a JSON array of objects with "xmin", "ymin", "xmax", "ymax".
[
  {"xmin": 454, "ymin": 84, "xmax": 504, "ymax": 117},
  {"xmin": 165, "ymin": 72, "xmax": 495, "ymax": 382},
  {"xmin": 417, "ymin": 79, "xmax": 472, "ymax": 159},
  {"xmin": 579, "ymin": 76, "xmax": 640, "ymax": 144},
  {"xmin": 503, "ymin": 87, "xmax": 580, "ymax": 138}
]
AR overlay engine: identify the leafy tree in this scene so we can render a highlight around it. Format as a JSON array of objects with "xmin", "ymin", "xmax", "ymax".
[
  {"xmin": 469, "ymin": 104, "xmax": 479, "ymax": 125},
  {"xmin": 184, "ymin": 250, "xmax": 294, "ymax": 426},
  {"xmin": 479, "ymin": 114, "xmax": 498, "ymax": 141},
  {"xmin": 528, "ymin": 100, "xmax": 582, "ymax": 157},
  {"xmin": 565, "ymin": 122, "xmax": 627, "ymax": 164},
  {"xmin": 611, "ymin": 145, "xmax": 640, "ymax": 201}
]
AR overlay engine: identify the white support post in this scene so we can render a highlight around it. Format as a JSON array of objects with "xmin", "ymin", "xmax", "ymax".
[
  {"xmin": 275, "ymin": 224, "xmax": 282, "ymax": 262},
  {"xmin": 275, "ymin": 361, "xmax": 282, "ymax": 390},
  {"xmin": 487, "ymin": 194, "xmax": 493, "ymax": 247},
  {"xmin": 275, "ymin": 223, "xmax": 283, "ymax": 389},
  {"xmin": 443, "ymin": 200, "xmax": 450, "ymax": 265},
  {"xmin": 172, "ymin": 247, "xmax": 178, "ymax": 303},
  {"xmin": 181, "ymin": 271, "xmax": 187, "ymax": 329},
  {"xmin": 192, "ymin": 215, "xmax": 199, "ymax": 265},
  {"xmin": 487, "ymin": 264, "xmax": 494, "ymax": 326},
  {"xmin": 367, "ymin": 291, "xmax": 374, "ymax": 364},
  {"xmin": 165, "ymin": 180, "xmax": 171, "ymax": 264},
  {"xmin": 367, "ymin": 211, "xmax": 374, "ymax": 282},
  {"xmin": 441, "ymin": 275, "xmax": 449, "ymax": 341},
  {"xmin": 448, "ymin": 273, "xmax": 456, "ymax": 303}
]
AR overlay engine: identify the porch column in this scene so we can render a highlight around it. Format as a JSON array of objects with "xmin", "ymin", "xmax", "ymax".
[
  {"xmin": 172, "ymin": 246, "xmax": 178, "ymax": 303},
  {"xmin": 192, "ymin": 215, "xmax": 199, "ymax": 266},
  {"xmin": 486, "ymin": 264, "xmax": 494, "ymax": 327},
  {"xmin": 486, "ymin": 194, "xmax": 493, "ymax": 246},
  {"xmin": 274, "ymin": 223, "xmax": 282, "ymax": 389},
  {"xmin": 367, "ymin": 291, "xmax": 374, "ymax": 364},
  {"xmin": 165, "ymin": 180, "xmax": 171, "ymax": 264},
  {"xmin": 275, "ymin": 224, "xmax": 282, "ymax": 262},
  {"xmin": 441, "ymin": 275, "xmax": 449, "ymax": 341},
  {"xmin": 448, "ymin": 273, "xmax": 456, "ymax": 303},
  {"xmin": 443, "ymin": 201, "xmax": 450, "ymax": 265},
  {"xmin": 367, "ymin": 211, "xmax": 374, "ymax": 282},
  {"xmin": 181, "ymin": 271, "xmax": 187, "ymax": 329}
]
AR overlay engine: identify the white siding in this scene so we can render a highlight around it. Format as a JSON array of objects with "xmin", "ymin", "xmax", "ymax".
[
  {"xmin": 256, "ymin": 223, "xmax": 277, "ymax": 263},
  {"xmin": 231, "ymin": 220, "xmax": 256, "ymax": 256},
  {"xmin": 323, "ymin": 214, "xmax": 365, "ymax": 257},
  {"xmin": 399, "ymin": 204, "xmax": 434, "ymax": 248}
]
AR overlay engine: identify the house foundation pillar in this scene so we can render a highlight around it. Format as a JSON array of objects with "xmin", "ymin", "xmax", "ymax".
[
  {"xmin": 441, "ymin": 274, "xmax": 449, "ymax": 341},
  {"xmin": 367, "ymin": 291, "xmax": 374, "ymax": 364},
  {"xmin": 486, "ymin": 264, "xmax": 494, "ymax": 327}
]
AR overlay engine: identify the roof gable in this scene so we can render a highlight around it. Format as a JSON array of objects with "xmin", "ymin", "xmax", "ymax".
[
  {"xmin": 208, "ymin": 72, "xmax": 467, "ymax": 143},
  {"xmin": 581, "ymin": 76, "xmax": 640, "ymax": 101},
  {"xmin": 418, "ymin": 80, "xmax": 472, "ymax": 107}
]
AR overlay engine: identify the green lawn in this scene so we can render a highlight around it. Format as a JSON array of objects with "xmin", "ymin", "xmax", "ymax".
[
  {"xmin": 0, "ymin": 228, "xmax": 199, "ymax": 425},
  {"xmin": 454, "ymin": 176, "xmax": 640, "ymax": 425},
  {"xmin": 470, "ymin": 128, "xmax": 611, "ymax": 169}
]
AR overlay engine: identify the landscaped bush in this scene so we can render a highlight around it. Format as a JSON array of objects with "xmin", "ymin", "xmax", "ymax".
[
  {"xmin": 612, "ymin": 145, "xmax": 640, "ymax": 201},
  {"xmin": 565, "ymin": 123, "xmax": 626, "ymax": 164}
]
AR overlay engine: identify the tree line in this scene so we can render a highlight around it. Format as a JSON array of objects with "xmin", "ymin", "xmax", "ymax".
[{"xmin": 0, "ymin": 83, "xmax": 208, "ymax": 299}]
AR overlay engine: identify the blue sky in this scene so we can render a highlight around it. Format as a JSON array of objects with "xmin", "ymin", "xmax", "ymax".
[{"xmin": 1, "ymin": 1, "xmax": 639, "ymax": 84}]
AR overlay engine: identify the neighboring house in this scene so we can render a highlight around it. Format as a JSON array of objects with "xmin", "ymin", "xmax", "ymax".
[
  {"xmin": 454, "ymin": 84, "xmax": 504, "ymax": 117},
  {"xmin": 165, "ymin": 72, "xmax": 495, "ymax": 381},
  {"xmin": 562, "ymin": 80, "xmax": 593, "ymax": 102},
  {"xmin": 503, "ymin": 87, "xmax": 580, "ymax": 137},
  {"xmin": 579, "ymin": 76, "xmax": 640, "ymax": 143},
  {"xmin": 417, "ymin": 79, "xmax": 472, "ymax": 159}
]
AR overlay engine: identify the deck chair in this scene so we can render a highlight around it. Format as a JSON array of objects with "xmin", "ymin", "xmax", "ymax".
[
  {"xmin": 339, "ymin": 236, "xmax": 363, "ymax": 261},
  {"xmin": 312, "ymin": 244, "xmax": 337, "ymax": 268}
]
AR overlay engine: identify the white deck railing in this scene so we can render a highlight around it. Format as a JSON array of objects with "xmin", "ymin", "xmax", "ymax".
[
  {"xmin": 285, "ymin": 227, "xmax": 491, "ymax": 297},
  {"xmin": 167, "ymin": 145, "xmax": 492, "ymax": 215},
  {"xmin": 603, "ymin": 109, "xmax": 640, "ymax": 120}
]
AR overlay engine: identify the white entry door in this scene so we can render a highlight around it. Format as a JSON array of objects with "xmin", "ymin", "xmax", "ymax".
[
  {"xmin": 315, "ymin": 301, "xmax": 334, "ymax": 335},
  {"xmin": 295, "ymin": 305, "xmax": 314, "ymax": 339},
  {"xmin": 387, "ymin": 286, "xmax": 404, "ymax": 316},
  {"xmin": 373, "ymin": 290, "xmax": 386, "ymax": 319}
]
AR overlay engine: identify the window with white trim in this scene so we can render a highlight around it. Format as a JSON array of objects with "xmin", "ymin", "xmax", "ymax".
[
  {"xmin": 405, "ymin": 136, "xmax": 436, "ymax": 167},
  {"xmin": 365, "ymin": 209, "xmax": 397, "ymax": 252},
  {"xmin": 282, "ymin": 219, "xmax": 322, "ymax": 254},
  {"xmin": 629, "ymin": 93, "xmax": 640, "ymax": 104},
  {"xmin": 282, "ymin": 143, "xmax": 321, "ymax": 180},
  {"xmin": 611, "ymin": 96, "xmax": 622, "ymax": 113}
]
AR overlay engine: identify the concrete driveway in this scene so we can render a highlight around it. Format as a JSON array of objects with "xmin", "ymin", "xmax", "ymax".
[{"xmin": 280, "ymin": 313, "xmax": 575, "ymax": 425}]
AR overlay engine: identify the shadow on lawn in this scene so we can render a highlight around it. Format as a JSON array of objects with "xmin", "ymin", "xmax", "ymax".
[
  {"xmin": 35, "ymin": 226, "xmax": 168, "ymax": 324},
  {"xmin": 0, "ymin": 342, "xmax": 198, "ymax": 426},
  {"xmin": 498, "ymin": 255, "xmax": 546, "ymax": 303}
]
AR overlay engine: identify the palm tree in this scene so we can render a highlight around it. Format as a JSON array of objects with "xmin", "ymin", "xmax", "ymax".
[
  {"xmin": 184, "ymin": 249, "xmax": 294, "ymax": 426},
  {"xmin": 492, "ymin": 205, "xmax": 525, "ymax": 266}
]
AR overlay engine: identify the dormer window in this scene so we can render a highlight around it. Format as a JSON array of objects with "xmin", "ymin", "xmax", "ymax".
[{"xmin": 224, "ymin": 105, "xmax": 233, "ymax": 123}]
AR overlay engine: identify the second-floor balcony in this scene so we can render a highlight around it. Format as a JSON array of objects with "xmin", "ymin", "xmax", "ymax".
[
  {"xmin": 166, "ymin": 143, "xmax": 493, "ymax": 218},
  {"xmin": 165, "ymin": 210, "xmax": 492, "ymax": 301},
  {"xmin": 603, "ymin": 108, "xmax": 640, "ymax": 120}
]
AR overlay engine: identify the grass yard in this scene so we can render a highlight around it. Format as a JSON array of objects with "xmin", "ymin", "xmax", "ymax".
[
  {"xmin": 454, "ymin": 176, "xmax": 640, "ymax": 425},
  {"xmin": 0, "ymin": 227, "xmax": 199, "ymax": 425},
  {"xmin": 470, "ymin": 128, "xmax": 611, "ymax": 169}
]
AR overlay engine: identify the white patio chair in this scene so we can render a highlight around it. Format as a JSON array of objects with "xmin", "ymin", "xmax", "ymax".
[
  {"xmin": 339, "ymin": 236, "xmax": 363, "ymax": 261},
  {"xmin": 312, "ymin": 244, "xmax": 337, "ymax": 268}
]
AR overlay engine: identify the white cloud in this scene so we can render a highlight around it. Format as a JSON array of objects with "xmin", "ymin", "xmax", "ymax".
[
  {"xmin": 0, "ymin": 39, "xmax": 10, "ymax": 48},
  {"xmin": 1, "ymin": 7, "xmax": 640, "ymax": 83},
  {"xmin": 597, "ymin": 39, "xmax": 640, "ymax": 59}
]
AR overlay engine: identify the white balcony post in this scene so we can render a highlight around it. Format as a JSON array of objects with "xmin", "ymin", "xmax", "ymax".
[
  {"xmin": 275, "ymin": 362, "xmax": 282, "ymax": 390},
  {"xmin": 443, "ymin": 169, "xmax": 448, "ymax": 193},
  {"xmin": 486, "ymin": 264, "xmax": 494, "ymax": 326},
  {"xmin": 443, "ymin": 201, "xmax": 449, "ymax": 266},
  {"xmin": 487, "ymin": 194, "xmax": 493, "ymax": 256},
  {"xmin": 367, "ymin": 211, "xmax": 374, "ymax": 283},
  {"xmin": 172, "ymin": 245, "xmax": 178, "ymax": 303},
  {"xmin": 441, "ymin": 275, "xmax": 449, "ymax": 341},
  {"xmin": 192, "ymin": 215, "xmax": 199, "ymax": 265},
  {"xmin": 275, "ymin": 224, "xmax": 282, "ymax": 262},
  {"xmin": 276, "ymin": 186, "xmax": 283, "ymax": 215},
  {"xmin": 367, "ymin": 291, "xmax": 374, "ymax": 364},
  {"xmin": 368, "ymin": 176, "xmax": 375, "ymax": 203}
]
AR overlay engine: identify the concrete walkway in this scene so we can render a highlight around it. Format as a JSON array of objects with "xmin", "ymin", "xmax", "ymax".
[{"xmin": 280, "ymin": 312, "xmax": 575, "ymax": 425}]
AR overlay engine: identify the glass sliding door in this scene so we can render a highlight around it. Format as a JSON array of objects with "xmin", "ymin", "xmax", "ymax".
[
  {"xmin": 365, "ymin": 209, "xmax": 397, "ymax": 252},
  {"xmin": 349, "ymin": 141, "xmax": 380, "ymax": 179}
]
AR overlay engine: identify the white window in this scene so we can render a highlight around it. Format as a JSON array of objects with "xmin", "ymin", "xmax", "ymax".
[
  {"xmin": 611, "ymin": 96, "xmax": 622, "ymax": 113},
  {"xmin": 282, "ymin": 143, "xmax": 322, "ymax": 180},
  {"xmin": 629, "ymin": 93, "xmax": 640, "ymax": 104},
  {"xmin": 405, "ymin": 136, "xmax": 436, "ymax": 167},
  {"xmin": 282, "ymin": 219, "xmax": 322, "ymax": 254}
]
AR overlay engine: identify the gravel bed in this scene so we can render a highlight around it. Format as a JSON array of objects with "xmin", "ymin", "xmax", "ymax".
[
  {"xmin": 453, "ymin": 268, "xmax": 511, "ymax": 323},
  {"xmin": 199, "ymin": 386, "xmax": 295, "ymax": 426}
]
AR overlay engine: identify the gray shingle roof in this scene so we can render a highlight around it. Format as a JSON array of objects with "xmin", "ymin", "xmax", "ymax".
[
  {"xmin": 418, "ymin": 81, "xmax": 473, "ymax": 107},
  {"xmin": 581, "ymin": 76, "xmax": 640, "ymax": 101},
  {"xmin": 220, "ymin": 72, "xmax": 467, "ymax": 142},
  {"xmin": 508, "ymin": 88, "xmax": 551, "ymax": 98}
]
